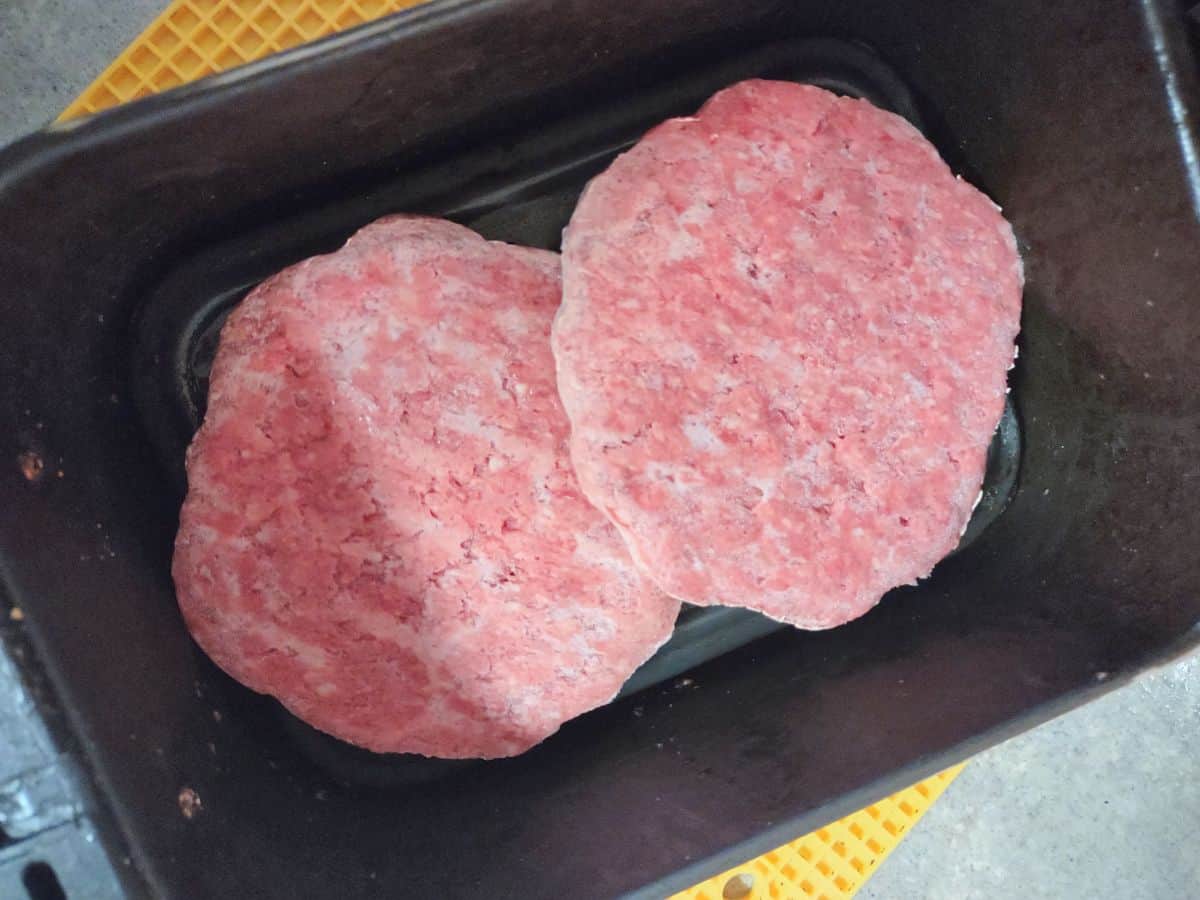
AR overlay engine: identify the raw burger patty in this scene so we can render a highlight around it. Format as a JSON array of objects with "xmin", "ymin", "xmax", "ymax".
[
  {"xmin": 173, "ymin": 216, "xmax": 679, "ymax": 758},
  {"xmin": 553, "ymin": 80, "xmax": 1023, "ymax": 628}
]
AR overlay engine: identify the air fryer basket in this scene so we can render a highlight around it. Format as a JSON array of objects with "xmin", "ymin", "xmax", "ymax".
[
  {"xmin": 1, "ymin": 1, "xmax": 1198, "ymax": 898},
  {"xmin": 129, "ymin": 36, "xmax": 1021, "ymax": 786}
]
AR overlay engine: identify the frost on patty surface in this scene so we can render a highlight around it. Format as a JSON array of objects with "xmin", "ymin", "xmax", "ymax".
[
  {"xmin": 553, "ymin": 80, "xmax": 1023, "ymax": 628},
  {"xmin": 174, "ymin": 216, "xmax": 679, "ymax": 758}
]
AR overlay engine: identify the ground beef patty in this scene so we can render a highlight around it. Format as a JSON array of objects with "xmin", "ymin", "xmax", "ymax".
[
  {"xmin": 553, "ymin": 80, "xmax": 1023, "ymax": 629},
  {"xmin": 173, "ymin": 216, "xmax": 679, "ymax": 758}
]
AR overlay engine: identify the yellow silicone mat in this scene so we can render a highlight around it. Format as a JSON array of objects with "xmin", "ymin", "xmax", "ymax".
[
  {"xmin": 669, "ymin": 766, "xmax": 964, "ymax": 900},
  {"xmin": 62, "ymin": 3, "xmax": 967, "ymax": 897},
  {"xmin": 59, "ymin": 0, "xmax": 428, "ymax": 120}
]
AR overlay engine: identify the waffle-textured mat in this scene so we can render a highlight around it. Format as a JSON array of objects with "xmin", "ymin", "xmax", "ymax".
[
  {"xmin": 59, "ymin": 0, "xmax": 427, "ymax": 120},
  {"xmin": 670, "ymin": 766, "xmax": 963, "ymax": 900},
  {"xmin": 62, "ymin": 3, "xmax": 966, "ymax": 897}
]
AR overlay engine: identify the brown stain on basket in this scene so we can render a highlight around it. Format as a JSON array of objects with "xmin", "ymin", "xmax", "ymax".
[
  {"xmin": 18, "ymin": 450, "xmax": 44, "ymax": 482},
  {"xmin": 177, "ymin": 786, "xmax": 203, "ymax": 820}
]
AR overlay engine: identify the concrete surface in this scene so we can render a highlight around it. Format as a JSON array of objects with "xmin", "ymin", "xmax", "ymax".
[
  {"xmin": 0, "ymin": 0, "xmax": 165, "ymax": 146},
  {"xmin": 1, "ymin": 3, "xmax": 1197, "ymax": 899},
  {"xmin": 861, "ymin": 652, "xmax": 1200, "ymax": 900}
]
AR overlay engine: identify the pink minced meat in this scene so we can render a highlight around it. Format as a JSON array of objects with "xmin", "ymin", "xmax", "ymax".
[
  {"xmin": 553, "ymin": 80, "xmax": 1023, "ymax": 629},
  {"xmin": 173, "ymin": 216, "xmax": 679, "ymax": 758}
]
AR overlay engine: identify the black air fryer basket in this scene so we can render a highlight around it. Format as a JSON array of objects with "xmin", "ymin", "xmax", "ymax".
[{"xmin": 1, "ymin": 1, "xmax": 1198, "ymax": 898}]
